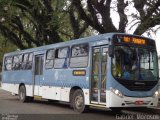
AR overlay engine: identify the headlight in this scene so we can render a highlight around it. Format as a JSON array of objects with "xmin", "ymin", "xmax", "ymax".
[
  {"xmin": 110, "ymin": 88, "xmax": 123, "ymax": 98},
  {"xmin": 153, "ymin": 91, "xmax": 159, "ymax": 98}
]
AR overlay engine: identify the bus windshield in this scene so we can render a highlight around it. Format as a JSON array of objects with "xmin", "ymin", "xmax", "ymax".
[{"xmin": 112, "ymin": 45, "xmax": 158, "ymax": 81}]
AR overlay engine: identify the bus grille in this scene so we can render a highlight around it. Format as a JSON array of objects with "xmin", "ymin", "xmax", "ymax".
[{"xmin": 118, "ymin": 80, "xmax": 158, "ymax": 91}]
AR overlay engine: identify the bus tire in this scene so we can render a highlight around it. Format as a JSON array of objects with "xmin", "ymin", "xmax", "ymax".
[
  {"xmin": 72, "ymin": 89, "xmax": 86, "ymax": 113},
  {"xmin": 19, "ymin": 85, "xmax": 28, "ymax": 103}
]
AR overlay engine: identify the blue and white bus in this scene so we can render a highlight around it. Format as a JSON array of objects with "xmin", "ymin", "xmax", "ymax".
[{"xmin": 1, "ymin": 33, "xmax": 159, "ymax": 112}]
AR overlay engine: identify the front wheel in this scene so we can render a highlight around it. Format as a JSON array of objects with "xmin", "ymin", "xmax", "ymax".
[{"xmin": 72, "ymin": 89, "xmax": 86, "ymax": 113}]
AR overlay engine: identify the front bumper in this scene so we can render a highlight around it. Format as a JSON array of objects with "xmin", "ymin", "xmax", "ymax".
[{"xmin": 106, "ymin": 91, "xmax": 159, "ymax": 108}]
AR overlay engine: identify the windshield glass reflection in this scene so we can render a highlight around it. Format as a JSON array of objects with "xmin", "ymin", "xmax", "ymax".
[{"xmin": 112, "ymin": 46, "xmax": 158, "ymax": 81}]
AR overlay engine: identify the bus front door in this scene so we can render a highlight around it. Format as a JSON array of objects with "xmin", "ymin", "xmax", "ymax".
[
  {"xmin": 91, "ymin": 46, "xmax": 108, "ymax": 104},
  {"xmin": 34, "ymin": 55, "xmax": 44, "ymax": 97}
]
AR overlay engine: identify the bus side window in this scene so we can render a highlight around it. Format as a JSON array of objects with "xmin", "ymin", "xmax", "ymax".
[
  {"xmin": 12, "ymin": 55, "xmax": 22, "ymax": 70},
  {"xmin": 70, "ymin": 44, "xmax": 88, "ymax": 68},
  {"xmin": 22, "ymin": 54, "xmax": 27, "ymax": 70},
  {"xmin": 21, "ymin": 53, "xmax": 33, "ymax": 70},
  {"xmin": 4, "ymin": 56, "xmax": 13, "ymax": 71},
  {"xmin": 54, "ymin": 47, "xmax": 69, "ymax": 69},
  {"xmin": 27, "ymin": 53, "xmax": 33, "ymax": 69},
  {"xmin": 45, "ymin": 49, "xmax": 54, "ymax": 69},
  {"xmin": 18, "ymin": 55, "xmax": 23, "ymax": 69}
]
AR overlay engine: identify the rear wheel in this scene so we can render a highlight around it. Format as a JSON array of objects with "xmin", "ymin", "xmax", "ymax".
[
  {"xmin": 19, "ymin": 85, "xmax": 29, "ymax": 102},
  {"xmin": 72, "ymin": 89, "xmax": 87, "ymax": 113}
]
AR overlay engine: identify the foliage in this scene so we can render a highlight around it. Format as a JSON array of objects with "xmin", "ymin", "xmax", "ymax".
[
  {"xmin": 0, "ymin": 0, "xmax": 92, "ymax": 50},
  {"xmin": 71, "ymin": 0, "xmax": 160, "ymax": 35},
  {"xmin": 0, "ymin": 0, "xmax": 160, "ymax": 53},
  {"xmin": 0, "ymin": 36, "xmax": 17, "ymax": 71}
]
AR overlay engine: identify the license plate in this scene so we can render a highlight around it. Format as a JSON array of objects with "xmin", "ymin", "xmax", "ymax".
[{"xmin": 135, "ymin": 100, "xmax": 144, "ymax": 105}]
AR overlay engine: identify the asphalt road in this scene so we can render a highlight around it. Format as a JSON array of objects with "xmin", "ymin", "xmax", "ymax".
[{"xmin": 0, "ymin": 88, "xmax": 159, "ymax": 120}]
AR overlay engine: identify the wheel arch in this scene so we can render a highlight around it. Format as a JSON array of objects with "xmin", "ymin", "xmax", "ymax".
[
  {"xmin": 19, "ymin": 83, "xmax": 25, "ymax": 90},
  {"xmin": 18, "ymin": 83, "xmax": 26, "ymax": 95},
  {"xmin": 69, "ymin": 86, "xmax": 83, "ymax": 103}
]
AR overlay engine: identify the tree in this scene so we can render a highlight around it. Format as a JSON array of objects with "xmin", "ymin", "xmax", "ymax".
[
  {"xmin": 1, "ymin": 0, "xmax": 159, "ymax": 51},
  {"xmin": 0, "ymin": 35, "xmax": 17, "ymax": 71},
  {"xmin": 0, "ymin": 0, "xmax": 64, "ymax": 49},
  {"xmin": 0, "ymin": 0, "xmax": 93, "ymax": 50},
  {"xmin": 71, "ymin": 0, "xmax": 160, "ymax": 35},
  {"xmin": 68, "ymin": 2, "xmax": 89, "ymax": 39}
]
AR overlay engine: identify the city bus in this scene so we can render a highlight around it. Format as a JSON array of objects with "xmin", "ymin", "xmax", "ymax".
[{"xmin": 1, "ymin": 33, "xmax": 159, "ymax": 113}]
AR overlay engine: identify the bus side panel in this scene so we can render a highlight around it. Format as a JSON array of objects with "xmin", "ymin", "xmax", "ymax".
[
  {"xmin": 42, "ymin": 86, "xmax": 56, "ymax": 100},
  {"xmin": 42, "ymin": 68, "xmax": 90, "ymax": 104},
  {"xmin": 25, "ymin": 84, "xmax": 33, "ymax": 97},
  {"xmin": 60, "ymin": 87, "xmax": 70, "ymax": 102},
  {"xmin": 2, "ymin": 70, "xmax": 33, "ymax": 96},
  {"xmin": 82, "ymin": 89, "xmax": 90, "ymax": 105},
  {"xmin": 42, "ymin": 86, "xmax": 69, "ymax": 101},
  {"xmin": 2, "ymin": 83, "xmax": 19, "ymax": 94}
]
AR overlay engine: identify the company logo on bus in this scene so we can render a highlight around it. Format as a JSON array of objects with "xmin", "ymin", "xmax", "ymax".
[{"xmin": 134, "ymin": 82, "xmax": 145, "ymax": 85}]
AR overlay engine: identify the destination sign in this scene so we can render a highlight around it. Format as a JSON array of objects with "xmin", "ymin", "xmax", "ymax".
[
  {"xmin": 114, "ymin": 35, "xmax": 155, "ymax": 47},
  {"xmin": 122, "ymin": 36, "xmax": 146, "ymax": 45}
]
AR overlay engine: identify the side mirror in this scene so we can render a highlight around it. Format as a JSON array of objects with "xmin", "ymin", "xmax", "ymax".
[{"xmin": 109, "ymin": 45, "xmax": 114, "ymax": 57}]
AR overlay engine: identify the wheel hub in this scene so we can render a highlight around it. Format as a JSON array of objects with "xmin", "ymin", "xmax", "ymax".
[{"xmin": 75, "ymin": 95, "xmax": 83, "ymax": 109}]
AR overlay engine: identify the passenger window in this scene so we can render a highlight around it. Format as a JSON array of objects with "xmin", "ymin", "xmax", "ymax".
[
  {"xmin": 22, "ymin": 54, "xmax": 28, "ymax": 70},
  {"xmin": 27, "ymin": 53, "xmax": 33, "ymax": 69},
  {"xmin": 13, "ymin": 56, "xmax": 19, "ymax": 63},
  {"xmin": 23, "ymin": 54, "xmax": 28, "ymax": 63},
  {"xmin": 54, "ymin": 47, "xmax": 69, "ymax": 69},
  {"xmin": 4, "ymin": 56, "xmax": 13, "ymax": 71},
  {"xmin": 45, "ymin": 49, "xmax": 54, "ymax": 69},
  {"xmin": 5, "ymin": 56, "xmax": 12, "ymax": 64},
  {"xmin": 72, "ymin": 44, "xmax": 88, "ymax": 57},
  {"xmin": 56, "ymin": 47, "xmax": 68, "ymax": 58},
  {"xmin": 29, "ymin": 53, "xmax": 33, "ymax": 62},
  {"xmin": 12, "ymin": 55, "xmax": 22, "ymax": 70},
  {"xmin": 19, "ymin": 55, "xmax": 23, "ymax": 62},
  {"xmin": 21, "ymin": 53, "xmax": 33, "ymax": 70},
  {"xmin": 70, "ymin": 44, "xmax": 88, "ymax": 68}
]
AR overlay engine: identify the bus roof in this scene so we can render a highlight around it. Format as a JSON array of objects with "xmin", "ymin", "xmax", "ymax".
[{"xmin": 4, "ymin": 33, "xmax": 155, "ymax": 56}]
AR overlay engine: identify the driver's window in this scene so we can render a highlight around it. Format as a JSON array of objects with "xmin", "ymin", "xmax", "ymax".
[
  {"xmin": 112, "ymin": 46, "xmax": 138, "ymax": 80},
  {"xmin": 112, "ymin": 46, "xmax": 123, "ymax": 78},
  {"xmin": 139, "ymin": 49, "xmax": 149, "ymax": 70}
]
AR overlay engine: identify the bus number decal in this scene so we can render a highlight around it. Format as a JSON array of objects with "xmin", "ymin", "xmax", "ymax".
[{"xmin": 73, "ymin": 70, "xmax": 86, "ymax": 76}]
